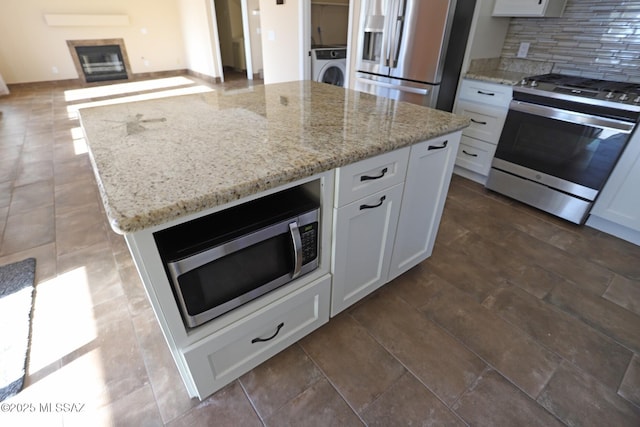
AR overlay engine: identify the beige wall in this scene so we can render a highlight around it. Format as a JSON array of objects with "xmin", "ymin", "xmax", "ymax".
[
  {"xmin": 178, "ymin": 0, "xmax": 221, "ymax": 79},
  {"xmin": 0, "ymin": 0, "xmax": 189, "ymax": 84},
  {"xmin": 259, "ymin": 0, "xmax": 302, "ymax": 84},
  {"xmin": 466, "ymin": 0, "xmax": 509, "ymax": 64}
]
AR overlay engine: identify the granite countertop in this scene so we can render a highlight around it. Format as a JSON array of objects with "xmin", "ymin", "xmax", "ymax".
[
  {"xmin": 464, "ymin": 69, "xmax": 529, "ymax": 86},
  {"xmin": 79, "ymin": 81, "xmax": 469, "ymax": 234}
]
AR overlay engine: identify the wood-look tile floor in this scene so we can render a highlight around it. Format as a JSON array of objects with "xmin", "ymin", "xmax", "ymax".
[{"xmin": 1, "ymin": 75, "xmax": 639, "ymax": 426}]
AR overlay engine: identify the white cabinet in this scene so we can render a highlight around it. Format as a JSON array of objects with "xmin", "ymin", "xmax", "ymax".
[
  {"xmin": 127, "ymin": 134, "xmax": 462, "ymax": 399},
  {"xmin": 331, "ymin": 132, "xmax": 461, "ymax": 314},
  {"xmin": 331, "ymin": 184, "xmax": 404, "ymax": 315},
  {"xmin": 492, "ymin": 0, "xmax": 567, "ymax": 17},
  {"xmin": 389, "ymin": 133, "xmax": 459, "ymax": 280},
  {"xmin": 183, "ymin": 275, "xmax": 331, "ymax": 399},
  {"xmin": 587, "ymin": 131, "xmax": 640, "ymax": 246},
  {"xmin": 331, "ymin": 148, "xmax": 408, "ymax": 315},
  {"xmin": 453, "ymin": 79, "xmax": 512, "ymax": 184}
]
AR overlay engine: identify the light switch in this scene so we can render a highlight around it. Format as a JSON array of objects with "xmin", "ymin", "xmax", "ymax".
[
  {"xmin": 268, "ymin": 30, "xmax": 275, "ymax": 41},
  {"xmin": 517, "ymin": 42, "xmax": 530, "ymax": 58}
]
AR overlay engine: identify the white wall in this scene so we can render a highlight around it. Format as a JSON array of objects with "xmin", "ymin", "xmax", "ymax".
[
  {"xmin": 258, "ymin": 0, "xmax": 303, "ymax": 84},
  {"xmin": 466, "ymin": 0, "xmax": 509, "ymax": 64},
  {"xmin": 246, "ymin": 0, "xmax": 263, "ymax": 75},
  {"xmin": 0, "ymin": 0, "xmax": 188, "ymax": 84},
  {"xmin": 177, "ymin": 0, "xmax": 221, "ymax": 80}
]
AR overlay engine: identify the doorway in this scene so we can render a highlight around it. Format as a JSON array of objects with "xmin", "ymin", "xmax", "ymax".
[{"xmin": 213, "ymin": 0, "xmax": 263, "ymax": 82}]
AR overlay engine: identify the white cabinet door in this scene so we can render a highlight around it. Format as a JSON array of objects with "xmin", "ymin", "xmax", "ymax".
[
  {"xmin": 492, "ymin": 0, "xmax": 566, "ymax": 17},
  {"xmin": 389, "ymin": 132, "xmax": 461, "ymax": 280},
  {"xmin": 331, "ymin": 184, "xmax": 404, "ymax": 315},
  {"xmin": 590, "ymin": 133, "xmax": 640, "ymax": 233}
]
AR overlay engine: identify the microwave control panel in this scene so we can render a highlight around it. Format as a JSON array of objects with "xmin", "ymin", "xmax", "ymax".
[{"xmin": 301, "ymin": 222, "xmax": 319, "ymax": 265}]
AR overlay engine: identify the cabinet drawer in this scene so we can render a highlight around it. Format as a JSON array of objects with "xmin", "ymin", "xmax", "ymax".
[
  {"xmin": 458, "ymin": 79, "xmax": 512, "ymax": 108},
  {"xmin": 455, "ymin": 100, "xmax": 507, "ymax": 144},
  {"xmin": 182, "ymin": 275, "xmax": 331, "ymax": 399},
  {"xmin": 334, "ymin": 147, "xmax": 409, "ymax": 207},
  {"xmin": 455, "ymin": 136, "xmax": 497, "ymax": 176}
]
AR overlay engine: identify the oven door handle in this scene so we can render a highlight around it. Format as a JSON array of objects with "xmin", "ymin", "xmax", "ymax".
[
  {"xmin": 509, "ymin": 100, "xmax": 635, "ymax": 133},
  {"xmin": 289, "ymin": 222, "xmax": 303, "ymax": 279}
]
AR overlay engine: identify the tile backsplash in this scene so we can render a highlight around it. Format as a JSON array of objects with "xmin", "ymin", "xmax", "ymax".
[{"xmin": 500, "ymin": 0, "xmax": 640, "ymax": 82}]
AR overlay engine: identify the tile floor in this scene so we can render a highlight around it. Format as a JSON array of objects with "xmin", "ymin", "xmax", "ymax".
[{"xmin": 1, "ymin": 74, "xmax": 639, "ymax": 426}]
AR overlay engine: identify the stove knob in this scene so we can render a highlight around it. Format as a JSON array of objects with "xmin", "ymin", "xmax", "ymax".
[
  {"xmin": 619, "ymin": 93, "xmax": 630, "ymax": 101},
  {"xmin": 520, "ymin": 79, "xmax": 528, "ymax": 86},
  {"xmin": 530, "ymin": 80, "xmax": 538, "ymax": 87},
  {"xmin": 634, "ymin": 96, "xmax": 640, "ymax": 103},
  {"xmin": 606, "ymin": 91, "xmax": 615, "ymax": 99}
]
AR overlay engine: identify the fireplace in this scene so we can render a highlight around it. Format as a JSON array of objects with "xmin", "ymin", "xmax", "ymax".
[{"xmin": 67, "ymin": 39, "xmax": 131, "ymax": 83}]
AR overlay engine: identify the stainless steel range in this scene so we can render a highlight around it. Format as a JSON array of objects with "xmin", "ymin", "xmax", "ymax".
[{"xmin": 486, "ymin": 73, "xmax": 640, "ymax": 224}]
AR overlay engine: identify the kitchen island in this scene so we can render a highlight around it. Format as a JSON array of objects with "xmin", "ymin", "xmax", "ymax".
[{"xmin": 80, "ymin": 80, "xmax": 469, "ymax": 399}]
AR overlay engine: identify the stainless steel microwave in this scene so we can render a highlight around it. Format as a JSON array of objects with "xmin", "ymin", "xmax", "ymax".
[{"xmin": 154, "ymin": 187, "xmax": 320, "ymax": 328}]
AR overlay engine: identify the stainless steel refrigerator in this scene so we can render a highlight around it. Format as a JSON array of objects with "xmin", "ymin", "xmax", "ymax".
[{"xmin": 354, "ymin": 0, "xmax": 476, "ymax": 111}]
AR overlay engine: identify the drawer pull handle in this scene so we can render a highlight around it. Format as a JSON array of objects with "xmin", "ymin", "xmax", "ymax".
[
  {"xmin": 251, "ymin": 322, "xmax": 284, "ymax": 344},
  {"xmin": 470, "ymin": 118, "xmax": 487, "ymax": 125},
  {"xmin": 361, "ymin": 167, "xmax": 388, "ymax": 182},
  {"xmin": 477, "ymin": 90, "xmax": 495, "ymax": 96},
  {"xmin": 428, "ymin": 140, "xmax": 448, "ymax": 151},
  {"xmin": 360, "ymin": 195, "xmax": 386, "ymax": 210},
  {"xmin": 462, "ymin": 150, "xmax": 478, "ymax": 157}
]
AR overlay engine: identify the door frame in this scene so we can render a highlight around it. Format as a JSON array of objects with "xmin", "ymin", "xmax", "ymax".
[{"xmin": 240, "ymin": 0, "xmax": 254, "ymax": 80}]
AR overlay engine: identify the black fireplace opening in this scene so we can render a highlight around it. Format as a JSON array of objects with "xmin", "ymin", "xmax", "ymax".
[{"xmin": 75, "ymin": 45, "xmax": 128, "ymax": 83}]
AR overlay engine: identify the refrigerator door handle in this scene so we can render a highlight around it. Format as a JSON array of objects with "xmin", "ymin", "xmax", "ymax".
[
  {"xmin": 389, "ymin": 0, "xmax": 407, "ymax": 68},
  {"xmin": 357, "ymin": 77, "xmax": 430, "ymax": 95},
  {"xmin": 383, "ymin": 1, "xmax": 395, "ymax": 67}
]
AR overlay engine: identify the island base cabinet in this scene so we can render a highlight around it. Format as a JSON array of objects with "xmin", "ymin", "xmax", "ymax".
[
  {"xmin": 389, "ymin": 132, "xmax": 460, "ymax": 280},
  {"xmin": 181, "ymin": 275, "xmax": 331, "ymax": 399},
  {"xmin": 331, "ymin": 184, "xmax": 404, "ymax": 315}
]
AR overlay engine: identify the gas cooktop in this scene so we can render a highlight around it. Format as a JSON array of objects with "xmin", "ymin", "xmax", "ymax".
[{"xmin": 516, "ymin": 73, "xmax": 640, "ymax": 112}]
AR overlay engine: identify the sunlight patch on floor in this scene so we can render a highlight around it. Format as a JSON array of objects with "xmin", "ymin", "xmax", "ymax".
[
  {"xmin": 27, "ymin": 267, "xmax": 98, "ymax": 374},
  {"xmin": 65, "ymin": 84, "xmax": 213, "ymax": 114},
  {"xmin": 69, "ymin": 127, "xmax": 88, "ymax": 155},
  {"xmin": 63, "ymin": 76, "xmax": 200, "ymax": 102}
]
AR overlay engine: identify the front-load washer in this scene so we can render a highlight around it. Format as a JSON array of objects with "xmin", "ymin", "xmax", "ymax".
[{"xmin": 311, "ymin": 48, "xmax": 347, "ymax": 87}]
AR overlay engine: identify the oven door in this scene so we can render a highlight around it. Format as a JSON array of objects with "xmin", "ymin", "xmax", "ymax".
[{"xmin": 493, "ymin": 100, "xmax": 635, "ymax": 199}]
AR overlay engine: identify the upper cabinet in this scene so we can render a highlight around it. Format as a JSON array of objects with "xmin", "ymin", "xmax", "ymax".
[{"xmin": 492, "ymin": 0, "xmax": 567, "ymax": 17}]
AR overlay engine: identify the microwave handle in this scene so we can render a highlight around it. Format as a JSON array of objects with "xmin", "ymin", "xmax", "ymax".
[{"xmin": 289, "ymin": 222, "xmax": 303, "ymax": 279}]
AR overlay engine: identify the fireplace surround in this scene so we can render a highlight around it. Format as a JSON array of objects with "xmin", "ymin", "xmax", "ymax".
[{"xmin": 67, "ymin": 39, "xmax": 132, "ymax": 84}]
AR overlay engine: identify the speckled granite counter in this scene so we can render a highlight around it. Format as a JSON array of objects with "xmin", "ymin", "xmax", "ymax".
[
  {"xmin": 79, "ymin": 81, "xmax": 469, "ymax": 234},
  {"xmin": 464, "ymin": 69, "xmax": 529, "ymax": 86},
  {"xmin": 464, "ymin": 58, "xmax": 555, "ymax": 86}
]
